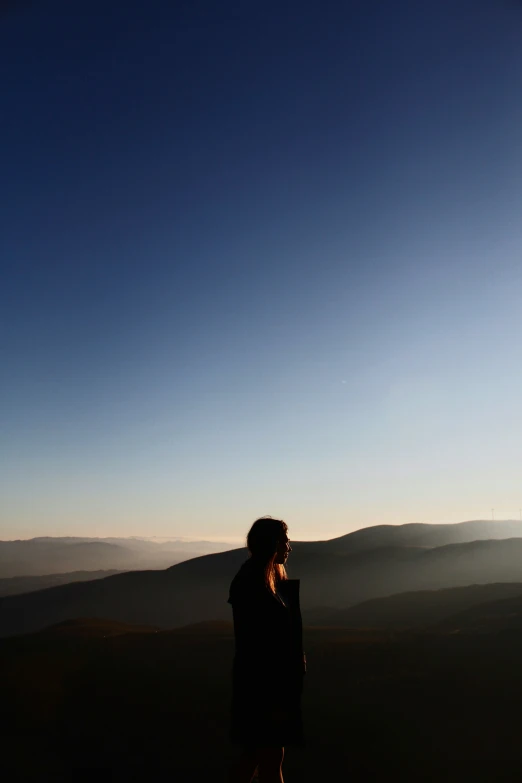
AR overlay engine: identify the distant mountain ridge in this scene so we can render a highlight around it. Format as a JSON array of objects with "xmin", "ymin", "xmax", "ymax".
[
  {"xmin": 3, "ymin": 520, "xmax": 522, "ymax": 637},
  {"xmin": 316, "ymin": 519, "xmax": 522, "ymax": 552},
  {"xmin": 0, "ymin": 536, "xmax": 234, "ymax": 578}
]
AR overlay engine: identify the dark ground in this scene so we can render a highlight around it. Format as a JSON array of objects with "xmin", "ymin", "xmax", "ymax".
[{"xmin": 2, "ymin": 621, "xmax": 522, "ymax": 782}]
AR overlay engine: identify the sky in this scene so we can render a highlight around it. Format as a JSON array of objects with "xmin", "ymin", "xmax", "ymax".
[{"xmin": 1, "ymin": 0, "xmax": 522, "ymax": 542}]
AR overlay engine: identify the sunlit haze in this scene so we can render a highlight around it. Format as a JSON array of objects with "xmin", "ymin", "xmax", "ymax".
[{"xmin": 2, "ymin": 1, "xmax": 521, "ymax": 542}]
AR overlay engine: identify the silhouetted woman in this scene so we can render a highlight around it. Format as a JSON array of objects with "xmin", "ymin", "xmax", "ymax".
[{"xmin": 227, "ymin": 517, "xmax": 306, "ymax": 783}]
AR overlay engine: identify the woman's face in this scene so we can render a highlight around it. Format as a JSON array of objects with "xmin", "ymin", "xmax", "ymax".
[{"xmin": 275, "ymin": 532, "xmax": 291, "ymax": 565}]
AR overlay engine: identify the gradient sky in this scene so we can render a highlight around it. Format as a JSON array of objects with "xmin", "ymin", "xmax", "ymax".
[{"xmin": 2, "ymin": 0, "xmax": 522, "ymax": 542}]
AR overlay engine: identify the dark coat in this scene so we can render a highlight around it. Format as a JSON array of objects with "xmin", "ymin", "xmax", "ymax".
[{"xmin": 227, "ymin": 558, "xmax": 306, "ymax": 747}]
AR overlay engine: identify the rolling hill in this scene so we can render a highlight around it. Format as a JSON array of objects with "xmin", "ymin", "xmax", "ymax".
[
  {"xmin": 3, "ymin": 520, "xmax": 522, "ymax": 637},
  {"xmin": 0, "ymin": 570, "xmax": 126, "ymax": 597},
  {"xmin": 313, "ymin": 583, "xmax": 522, "ymax": 629}
]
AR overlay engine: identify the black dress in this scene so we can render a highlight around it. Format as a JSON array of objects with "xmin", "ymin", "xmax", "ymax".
[{"xmin": 227, "ymin": 559, "xmax": 306, "ymax": 748}]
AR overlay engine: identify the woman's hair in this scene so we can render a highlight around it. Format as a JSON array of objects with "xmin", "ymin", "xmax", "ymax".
[{"xmin": 246, "ymin": 516, "xmax": 288, "ymax": 594}]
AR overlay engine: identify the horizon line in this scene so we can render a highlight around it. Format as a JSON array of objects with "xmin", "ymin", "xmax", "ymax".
[{"xmin": 2, "ymin": 518, "xmax": 522, "ymax": 544}]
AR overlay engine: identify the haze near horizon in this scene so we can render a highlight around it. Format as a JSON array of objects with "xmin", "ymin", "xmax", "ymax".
[{"xmin": 2, "ymin": 0, "xmax": 522, "ymax": 542}]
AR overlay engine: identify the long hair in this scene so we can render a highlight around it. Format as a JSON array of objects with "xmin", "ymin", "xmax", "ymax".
[{"xmin": 246, "ymin": 516, "xmax": 288, "ymax": 594}]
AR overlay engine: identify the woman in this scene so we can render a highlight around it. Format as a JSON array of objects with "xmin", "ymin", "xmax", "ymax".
[{"xmin": 227, "ymin": 517, "xmax": 306, "ymax": 783}]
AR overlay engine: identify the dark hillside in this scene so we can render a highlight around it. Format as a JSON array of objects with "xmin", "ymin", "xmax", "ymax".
[
  {"xmin": 439, "ymin": 592, "xmax": 522, "ymax": 634},
  {"xmin": 3, "ymin": 620, "xmax": 522, "ymax": 781},
  {"xmin": 0, "ymin": 570, "xmax": 125, "ymax": 597},
  {"xmin": 318, "ymin": 583, "xmax": 522, "ymax": 629}
]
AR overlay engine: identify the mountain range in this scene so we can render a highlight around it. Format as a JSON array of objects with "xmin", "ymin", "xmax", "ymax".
[{"xmin": 3, "ymin": 519, "xmax": 522, "ymax": 637}]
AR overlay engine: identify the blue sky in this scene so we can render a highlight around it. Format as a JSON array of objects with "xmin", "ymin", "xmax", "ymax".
[{"xmin": 1, "ymin": 0, "xmax": 522, "ymax": 541}]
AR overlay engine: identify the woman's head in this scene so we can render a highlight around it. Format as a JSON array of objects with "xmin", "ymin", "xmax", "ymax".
[{"xmin": 246, "ymin": 516, "xmax": 291, "ymax": 593}]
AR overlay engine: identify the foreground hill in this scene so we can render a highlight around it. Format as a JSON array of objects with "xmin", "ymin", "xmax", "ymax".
[
  {"xmin": 30, "ymin": 617, "xmax": 161, "ymax": 639},
  {"xmin": 3, "ymin": 619, "xmax": 522, "ymax": 781},
  {"xmin": 4, "ymin": 521, "xmax": 522, "ymax": 637},
  {"xmin": 0, "ymin": 536, "xmax": 234, "ymax": 578}
]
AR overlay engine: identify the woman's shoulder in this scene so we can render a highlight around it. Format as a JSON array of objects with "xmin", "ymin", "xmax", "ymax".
[{"xmin": 228, "ymin": 559, "xmax": 267, "ymax": 604}]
